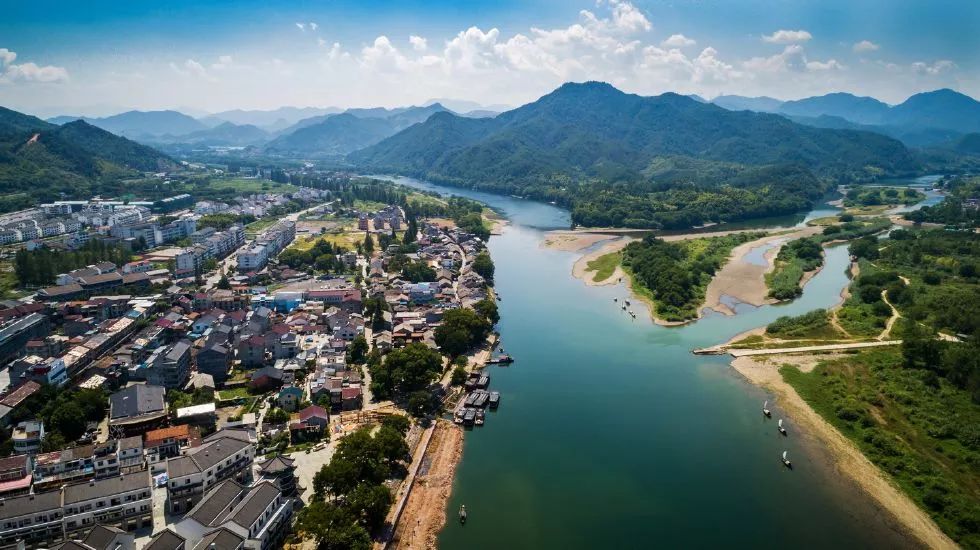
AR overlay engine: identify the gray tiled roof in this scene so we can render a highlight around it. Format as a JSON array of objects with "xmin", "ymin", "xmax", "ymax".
[
  {"xmin": 82, "ymin": 523, "xmax": 126, "ymax": 550},
  {"xmin": 63, "ymin": 470, "xmax": 150, "ymax": 505},
  {"xmin": 187, "ymin": 479, "xmax": 244, "ymax": 526},
  {"xmin": 220, "ymin": 481, "xmax": 280, "ymax": 530},
  {"xmin": 193, "ymin": 528, "xmax": 244, "ymax": 550},
  {"xmin": 0, "ymin": 489, "xmax": 61, "ymax": 520},
  {"xmin": 109, "ymin": 384, "xmax": 166, "ymax": 420},
  {"xmin": 144, "ymin": 528, "xmax": 186, "ymax": 550}
]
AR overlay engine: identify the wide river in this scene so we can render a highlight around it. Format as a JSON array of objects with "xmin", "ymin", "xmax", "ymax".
[{"xmin": 380, "ymin": 176, "xmax": 922, "ymax": 548}]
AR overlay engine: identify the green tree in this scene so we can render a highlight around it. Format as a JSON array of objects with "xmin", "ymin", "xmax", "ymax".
[
  {"xmin": 434, "ymin": 308, "xmax": 490, "ymax": 357},
  {"xmin": 216, "ymin": 274, "xmax": 231, "ymax": 290},
  {"xmin": 345, "ymin": 483, "xmax": 393, "ymax": 532},
  {"xmin": 346, "ymin": 335, "xmax": 369, "ymax": 364},
  {"xmin": 471, "ymin": 252, "xmax": 495, "ymax": 283},
  {"xmin": 369, "ymin": 343, "xmax": 443, "ymax": 398},
  {"xmin": 297, "ymin": 501, "xmax": 371, "ymax": 550},
  {"xmin": 474, "ymin": 298, "xmax": 500, "ymax": 324},
  {"xmin": 363, "ymin": 233, "xmax": 375, "ymax": 255}
]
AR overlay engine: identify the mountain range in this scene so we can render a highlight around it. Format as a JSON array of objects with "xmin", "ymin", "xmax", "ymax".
[
  {"xmin": 709, "ymin": 88, "xmax": 980, "ymax": 147},
  {"xmin": 0, "ymin": 106, "xmax": 174, "ymax": 210},
  {"xmin": 264, "ymin": 103, "xmax": 452, "ymax": 155}
]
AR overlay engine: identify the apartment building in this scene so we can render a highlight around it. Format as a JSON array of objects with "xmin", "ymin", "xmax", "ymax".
[
  {"xmin": 165, "ymin": 430, "xmax": 255, "ymax": 514},
  {"xmin": 173, "ymin": 479, "xmax": 291, "ymax": 550}
]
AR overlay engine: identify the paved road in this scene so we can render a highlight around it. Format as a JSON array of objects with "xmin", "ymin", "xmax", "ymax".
[{"xmin": 729, "ymin": 340, "xmax": 902, "ymax": 357}]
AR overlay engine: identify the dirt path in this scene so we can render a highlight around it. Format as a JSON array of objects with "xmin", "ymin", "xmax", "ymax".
[
  {"xmin": 388, "ymin": 420, "xmax": 464, "ymax": 550},
  {"xmin": 731, "ymin": 356, "xmax": 957, "ymax": 550},
  {"xmin": 878, "ymin": 289, "xmax": 901, "ymax": 341}
]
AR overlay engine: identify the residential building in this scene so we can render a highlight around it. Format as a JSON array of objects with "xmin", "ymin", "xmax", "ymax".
[
  {"xmin": 12, "ymin": 420, "xmax": 45, "ymax": 454},
  {"xmin": 165, "ymin": 431, "xmax": 255, "ymax": 514},
  {"xmin": 173, "ymin": 479, "xmax": 291, "ymax": 550},
  {"xmin": 0, "ymin": 454, "xmax": 33, "ymax": 498},
  {"xmin": 108, "ymin": 385, "xmax": 167, "ymax": 438},
  {"xmin": 62, "ymin": 471, "xmax": 152, "ymax": 539},
  {"xmin": 145, "ymin": 341, "xmax": 192, "ymax": 389}
]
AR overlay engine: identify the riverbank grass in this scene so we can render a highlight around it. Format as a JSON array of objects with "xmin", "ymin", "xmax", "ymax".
[
  {"xmin": 585, "ymin": 251, "xmax": 621, "ymax": 283},
  {"xmin": 781, "ymin": 348, "xmax": 980, "ymax": 548}
]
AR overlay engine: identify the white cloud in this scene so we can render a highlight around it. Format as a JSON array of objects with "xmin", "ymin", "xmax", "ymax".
[
  {"xmin": 911, "ymin": 59, "xmax": 955, "ymax": 75},
  {"xmin": 409, "ymin": 35, "xmax": 428, "ymax": 51},
  {"xmin": 661, "ymin": 34, "xmax": 695, "ymax": 48},
  {"xmin": 806, "ymin": 59, "xmax": 844, "ymax": 71},
  {"xmin": 318, "ymin": 37, "xmax": 327, "ymax": 47},
  {"xmin": 852, "ymin": 40, "xmax": 879, "ymax": 53},
  {"xmin": 0, "ymin": 48, "xmax": 69, "ymax": 83},
  {"xmin": 211, "ymin": 55, "xmax": 233, "ymax": 70},
  {"xmin": 295, "ymin": 23, "xmax": 306, "ymax": 31},
  {"xmin": 0, "ymin": 48, "xmax": 16, "ymax": 66},
  {"xmin": 309, "ymin": 22, "xmax": 318, "ymax": 31},
  {"xmin": 762, "ymin": 29, "xmax": 812, "ymax": 44},
  {"xmin": 170, "ymin": 58, "xmax": 216, "ymax": 81}
]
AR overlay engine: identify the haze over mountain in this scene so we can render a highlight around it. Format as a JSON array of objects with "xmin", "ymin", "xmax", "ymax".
[
  {"xmin": 0, "ymin": 106, "xmax": 174, "ymax": 210},
  {"xmin": 202, "ymin": 106, "xmax": 342, "ymax": 132},
  {"xmin": 711, "ymin": 88, "xmax": 980, "ymax": 147},
  {"xmin": 264, "ymin": 103, "xmax": 452, "ymax": 155},
  {"xmin": 47, "ymin": 110, "xmax": 207, "ymax": 139}
]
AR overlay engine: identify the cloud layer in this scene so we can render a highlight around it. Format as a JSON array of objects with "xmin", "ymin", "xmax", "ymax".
[{"xmin": 0, "ymin": 48, "xmax": 69, "ymax": 83}]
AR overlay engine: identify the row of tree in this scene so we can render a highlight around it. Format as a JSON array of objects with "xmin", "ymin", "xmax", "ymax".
[{"xmin": 14, "ymin": 239, "xmax": 134, "ymax": 287}]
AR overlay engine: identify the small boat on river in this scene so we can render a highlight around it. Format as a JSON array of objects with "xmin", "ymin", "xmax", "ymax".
[
  {"xmin": 782, "ymin": 451, "xmax": 792, "ymax": 469},
  {"xmin": 488, "ymin": 354, "xmax": 514, "ymax": 364},
  {"xmin": 459, "ymin": 504, "xmax": 467, "ymax": 524},
  {"xmin": 778, "ymin": 419, "xmax": 787, "ymax": 436},
  {"xmin": 475, "ymin": 409, "xmax": 485, "ymax": 425},
  {"xmin": 763, "ymin": 400, "xmax": 771, "ymax": 418},
  {"xmin": 489, "ymin": 391, "xmax": 500, "ymax": 409}
]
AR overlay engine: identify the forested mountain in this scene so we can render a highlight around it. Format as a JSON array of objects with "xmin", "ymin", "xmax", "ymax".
[
  {"xmin": 203, "ymin": 106, "xmax": 341, "ymax": 131},
  {"xmin": 49, "ymin": 110, "xmax": 207, "ymax": 138},
  {"xmin": 265, "ymin": 103, "xmax": 450, "ymax": 155},
  {"xmin": 0, "ymin": 106, "xmax": 174, "ymax": 211},
  {"xmin": 351, "ymin": 82, "xmax": 919, "ymax": 229},
  {"xmin": 778, "ymin": 93, "xmax": 891, "ymax": 125},
  {"xmin": 887, "ymin": 89, "xmax": 980, "ymax": 134},
  {"xmin": 150, "ymin": 121, "xmax": 270, "ymax": 146}
]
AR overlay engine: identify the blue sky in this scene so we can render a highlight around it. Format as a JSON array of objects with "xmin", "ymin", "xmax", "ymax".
[{"xmin": 1, "ymin": 0, "xmax": 978, "ymax": 116}]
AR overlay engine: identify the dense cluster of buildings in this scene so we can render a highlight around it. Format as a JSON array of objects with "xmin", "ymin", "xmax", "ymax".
[{"xmin": 0, "ymin": 191, "xmax": 498, "ymax": 549}]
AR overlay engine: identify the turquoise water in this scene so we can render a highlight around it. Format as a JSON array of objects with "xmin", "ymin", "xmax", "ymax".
[{"xmin": 380, "ymin": 176, "xmax": 914, "ymax": 548}]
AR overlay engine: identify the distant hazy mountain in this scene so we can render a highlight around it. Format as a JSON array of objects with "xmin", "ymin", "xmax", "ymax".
[
  {"xmin": 203, "ymin": 106, "xmax": 341, "ymax": 131},
  {"xmin": 779, "ymin": 93, "xmax": 891, "ymax": 125},
  {"xmin": 48, "ymin": 110, "xmax": 207, "ymax": 138},
  {"xmin": 888, "ymin": 89, "xmax": 980, "ymax": 134},
  {"xmin": 266, "ymin": 103, "xmax": 451, "ymax": 155},
  {"xmin": 151, "ymin": 122, "xmax": 270, "ymax": 146},
  {"xmin": 423, "ymin": 98, "xmax": 511, "ymax": 114},
  {"xmin": 352, "ymin": 81, "xmax": 916, "ymax": 182},
  {"xmin": 711, "ymin": 95, "xmax": 783, "ymax": 113},
  {"xmin": 460, "ymin": 110, "xmax": 499, "ymax": 119},
  {"xmin": 0, "ymin": 106, "xmax": 174, "ymax": 210}
]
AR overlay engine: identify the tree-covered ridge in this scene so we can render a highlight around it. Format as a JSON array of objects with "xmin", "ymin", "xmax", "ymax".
[
  {"xmin": 352, "ymin": 82, "xmax": 922, "ymax": 229},
  {"xmin": 621, "ymin": 232, "xmax": 763, "ymax": 321},
  {"xmin": 0, "ymin": 106, "xmax": 174, "ymax": 210},
  {"xmin": 905, "ymin": 175, "xmax": 980, "ymax": 228}
]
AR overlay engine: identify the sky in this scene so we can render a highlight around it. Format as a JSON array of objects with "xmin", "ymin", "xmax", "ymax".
[{"xmin": 1, "ymin": 0, "xmax": 978, "ymax": 117}]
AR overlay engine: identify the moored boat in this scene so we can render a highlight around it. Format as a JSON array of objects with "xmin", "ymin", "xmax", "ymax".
[
  {"xmin": 763, "ymin": 400, "xmax": 771, "ymax": 418},
  {"xmin": 778, "ymin": 419, "xmax": 787, "ymax": 436},
  {"xmin": 782, "ymin": 451, "xmax": 792, "ymax": 469},
  {"xmin": 459, "ymin": 504, "xmax": 467, "ymax": 524},
  {"xmin": 475, "ymin": 409, "xmax": 485, "ymax": 425},
  {"xmin": 488, "ymin": 391, "xmax": 500, "ymax": 409}
]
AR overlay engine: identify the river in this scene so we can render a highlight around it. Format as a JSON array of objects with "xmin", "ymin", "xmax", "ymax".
[{"xmin": 379, "ymin": 176, "xmax": 918, "ymax": 548}]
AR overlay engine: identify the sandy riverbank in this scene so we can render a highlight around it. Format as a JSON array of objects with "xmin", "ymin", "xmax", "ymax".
[
  {"xmin": 731, "ymin": 355, "xmax": 956, "ymax": 550},
  {"xmin": 702, "ymin": 227, "xmax": 822, "ymax": 316},
  {"xmin": 389, "ymin": 420, "xmax": 464, "ymax": 550},
  {"xmin": 542, "ymin": 230, "xmax": 618, "ymax": 252}
]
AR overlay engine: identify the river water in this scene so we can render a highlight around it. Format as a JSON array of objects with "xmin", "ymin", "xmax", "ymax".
[{"xmin": 379, "ymin": 176, "xmax": 917, "ymax": 548}]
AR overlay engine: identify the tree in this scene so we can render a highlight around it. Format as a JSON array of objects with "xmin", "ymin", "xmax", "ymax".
[
  {"xmin": 216, "ymin": 274, "xmax": 231, "ymax": 290},
  {"xmin": 265, "ymin": 407, "xmax": 290, "ymax": 424},
  {"xmin": 900, "ymin": 319, "xmax": 943, "ymax": 372},
  {"xmin": 474, "ymin": 298, "xmax": 500, "ymax": 324},
  {"xmin": 450, "ymin": 366, "xmax": 468, "ymax": 386},
  {"xmin": 347, "ymin": 335, "xmax": 369, "ymax": 364},
  {"xmin": 471, "ymin": 252, "xmax": 495, "ymax": 283},
  {"xmin": 434, "ymin": 308, "xmax": 490, "ymax": 357},
  {"xmin": 407, "ymin": 391, "xmax": 438, "ymax": 417},
  {"xmin": 373, "ymin": 425, "xmax": 409, "ymax": 467},
  {"xmin": 363, "ymin": 233, "xmax": 375, "ymax": 255},
  {"xmin": 297, "ymin": 501, "xmax": 371, "ymax": 550},
  {"xmin": 345, "ymin": 483, "xmax": 393, "ymax": 532},
  {"xmin": 370, "ymin": 343, "xmax": 443, "ymax": 398},
  {"xmin": 48, "ymin": 402, "xmax": 86, "ymax": 441}
]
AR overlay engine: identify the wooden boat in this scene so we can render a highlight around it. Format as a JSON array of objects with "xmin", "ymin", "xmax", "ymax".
[
  {"xmin": 763, "ymin": 400, "xmax": 771, "ymax": 418},
  {"xmin": 782, "ymin": 450, "xmax": 792, "ymax": 469},
  {"xmin": 625, "ymin": 300, "xmax": 631, "ymax": 306},
  {"xmin": 463, "ymin": 409, "xmax": 476, "ymax": 426},
  {"xmin": 473, "ymin": 391, "xmax": 489, "ymax": 408},
  {"xmin": 488, "ymin": 391, "xmax": 500, "ymax": 409},
  {"xmin": 488, "ymin": 354, "xmax": 514, "ymax": 364},
  {"xmin": 475, "ymin": 409, "xmax": 485, "ymax": 425},
  {"xmin": 613, "ymin": 298, "xmax": 618, "ymax": 302},
  {"xmin": 459, "ymin": 504, "xmax": 467, "ymax": 524},
  {"xmin": 778, "ymin": 419, "xmax": 787, "ymax": 436}
]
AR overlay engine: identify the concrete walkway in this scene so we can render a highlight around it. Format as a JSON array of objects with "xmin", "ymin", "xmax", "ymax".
[{"xmin": 729, "ymin": 340, "xmax": 901, "ymax": 357}]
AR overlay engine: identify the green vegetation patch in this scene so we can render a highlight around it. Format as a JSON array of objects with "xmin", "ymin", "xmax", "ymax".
[
  {"xmin": 766, "ymin": 309, "xmax": 844, "ymax": 340},
  {"xmin": 586, "ymin": 251, "xmax": 621, "ymax": 283},
  {"xmin": 621, "ymin": 232, "xmax": 763, "ymax": 322},
  {"xmin": 781, "ymin": 348, "xmax": 980, "ymax": 548},
  {"xmin": 767, "ymin": 237, "xmax": 824, "ymax": 300}
]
